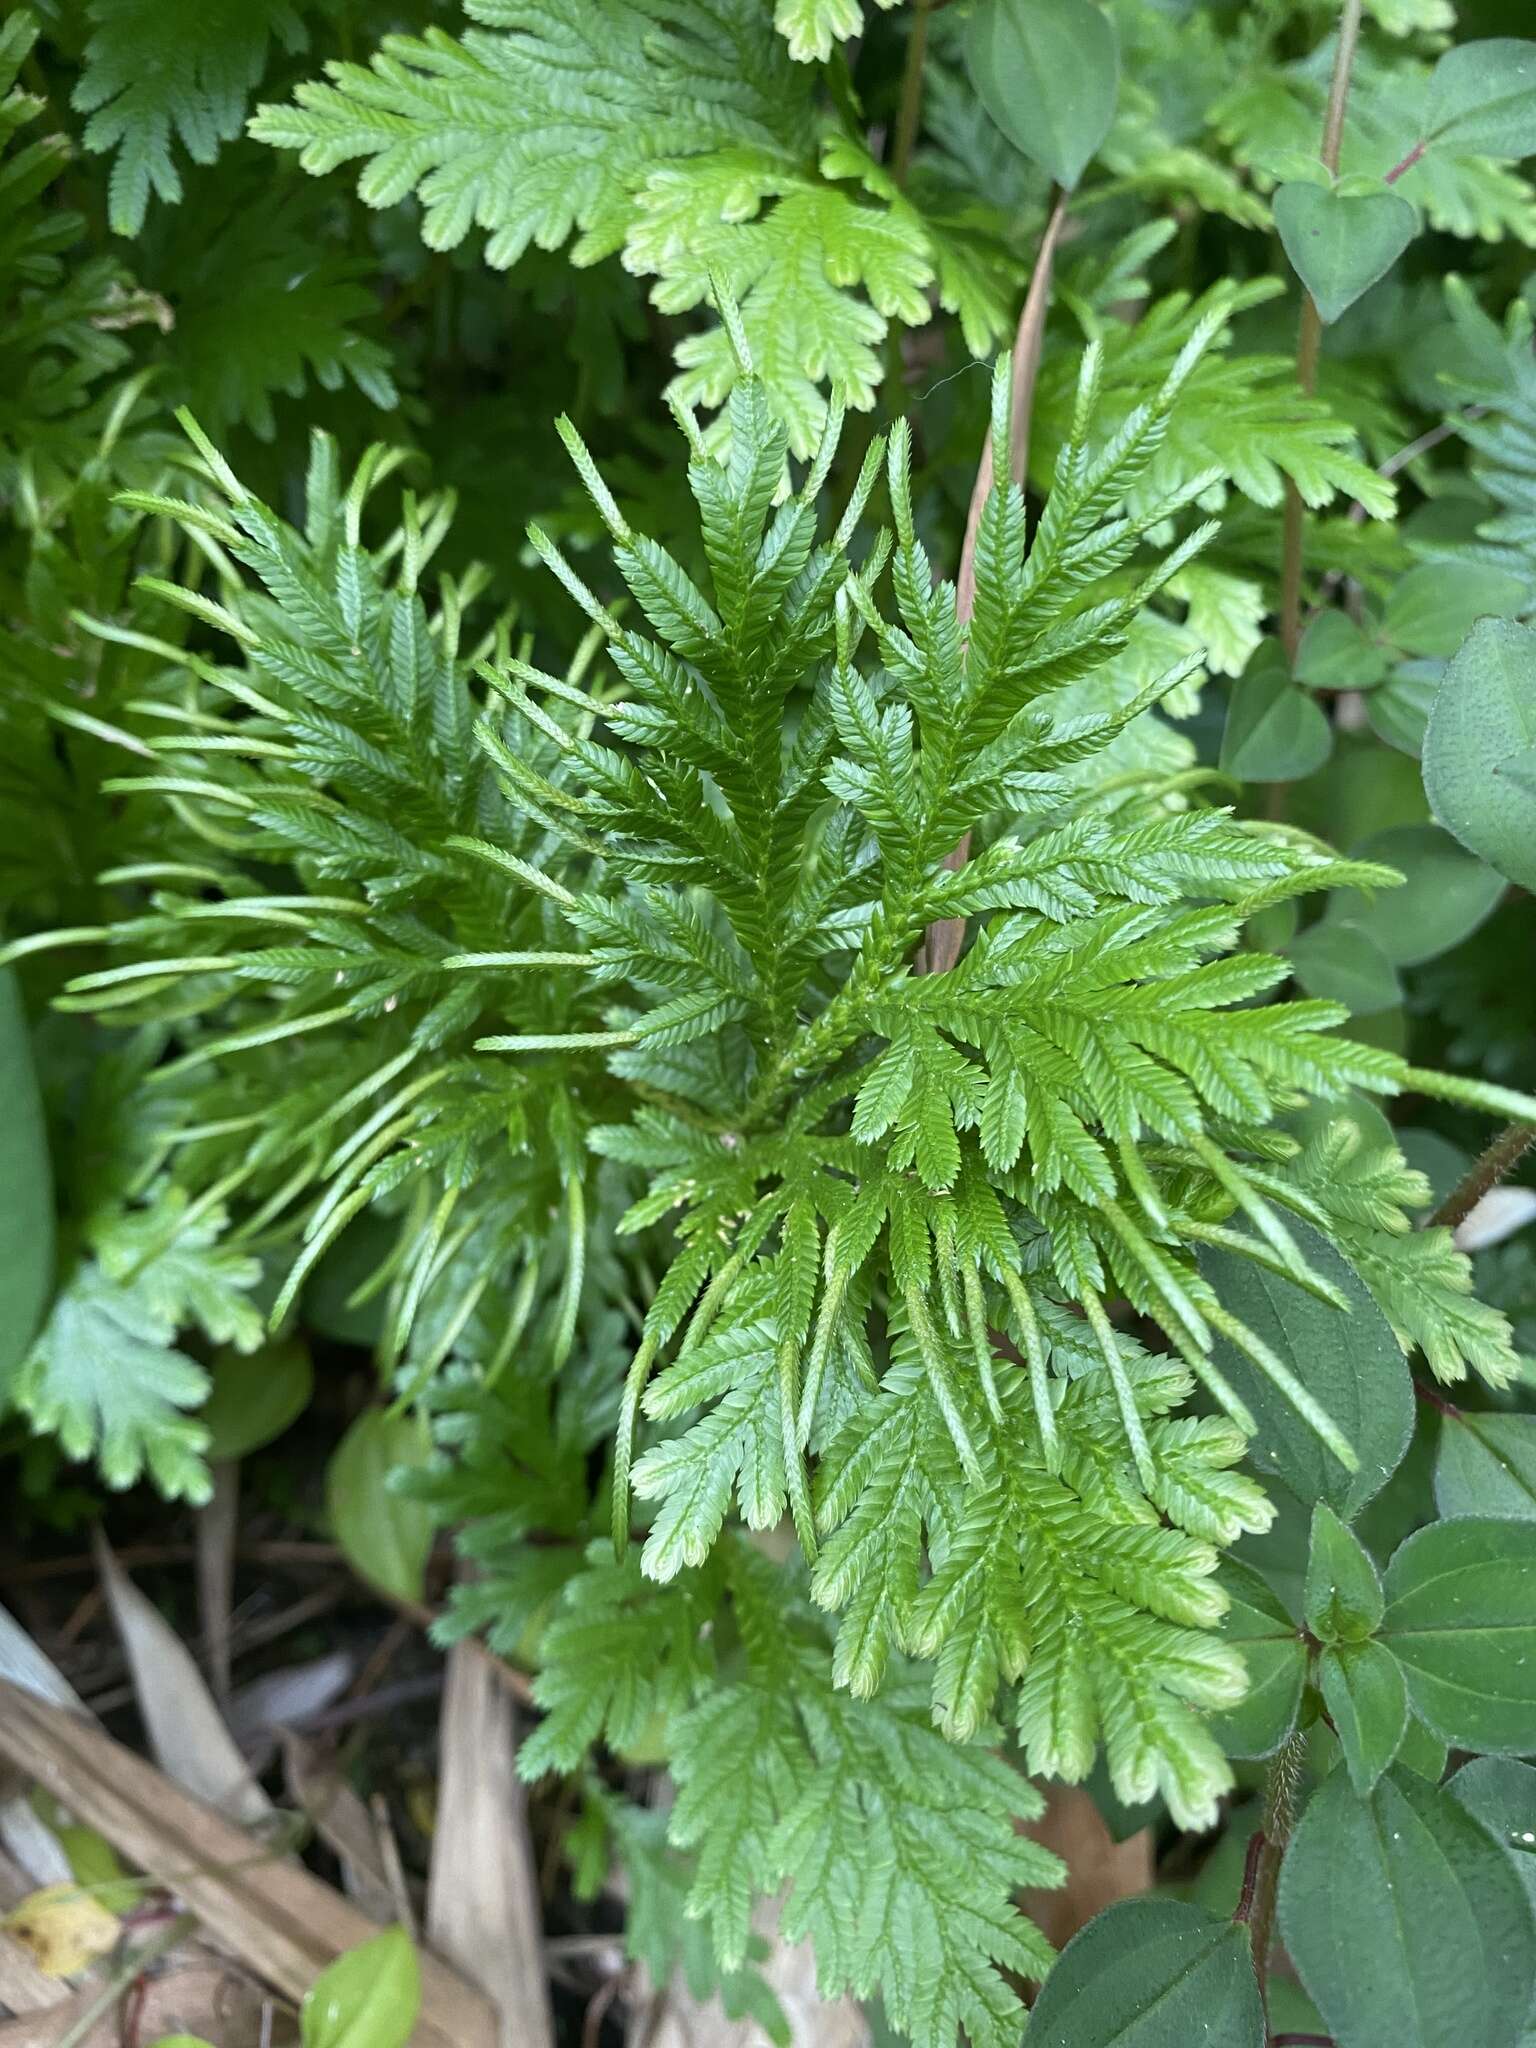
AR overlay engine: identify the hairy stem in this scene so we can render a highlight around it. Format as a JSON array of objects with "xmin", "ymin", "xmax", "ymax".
[
  {"xmin": 1233, "ymin": 1823, "xmax": 1267, "ymax": 1923},
  {"xmin": 1246, "ymin": 1727, "xmax": 1307, "ymax": 2006},
  {"xmin": 917, "ymin": 184, "xmax": 1070, "ymax": 975},
  {"xmin": 1430, "ymin": 1120, "xmax": 1536, "ymax": 1233},
  {"xmin": 1278, "ymin": 0, "xmax": 1365, "ymax": 661},
  {"xmin": 890, "ymin": 0, "xmax": 932, "ymax": 189}
]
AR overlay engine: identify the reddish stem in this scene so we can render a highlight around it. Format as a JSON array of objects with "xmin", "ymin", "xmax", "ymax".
[
  {"xmin": 122, "ymin": 1973, "xmax": 149, "ymax": 2048},
  {"xmin": 1384, "ymin": 138, "xmax": 1426, "ymax": 183},
  {"xmin": 1233, "ymin": 1827, "xmax": 1268, "ymax": 1924},
  {"xmin": 1415, "ymin": 1379, "xmax": 1461, "ymax": 1420},
  {"xmin": 916, "ymin": 186, "xmax": 1070, "ymax": 976},
  {"xmin": 1429, "ymin": 1119, "xmax": 1536, "ymax": 1232}
]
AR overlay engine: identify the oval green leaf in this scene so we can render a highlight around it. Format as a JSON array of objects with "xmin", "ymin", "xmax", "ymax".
[
  {"xmin": 964, "ymin": 0, "xmax": 1120, "ymax": 192},
  {"xmin": 1423, "ymin": 616, "xmax": 1536, "ymax": 892},
  {"xmin": 1381, "ymin": 561, "xmax": 1529, "ymax": 659},
  {"xmin": 326, "ymin": 1410, "xmax": 433, "ymax": 1606},
  {"xmin": 201, "ymin": 1339, "xmax": 313, "ymax": 1462},
  {"xmin": 1451, "ymin": 1756, "xmax": 1536, "ymax": 1911},
  {"xmin": 1286, "ymin": 920, "xmax": 1401, "ymax": 1016},
  {"xmin": 1367, "ymin": 660, "xmax": 1440, "ymax": 757},
  {"xmin": 303, "ymin": 1212, "xmax": 395, "ymax": 1349},
  {"xmin": 1396, "ymin": 1712, "xmax": 1449, "ymax": 1783},
  {"xmin": 1025, "ymin": 1897, "xmax": 1264, "ymax": 2047},
  {"xmin": 0, "ymin": 966, "xmax": 53, "ymax": 1387},
  {"xmin": 1273, "ymin": 181, "xmax": 1419, "ymax": 325},
  {"xmin": 1319, "ymin": 1641, "xmax": 1408, "ymax": 1794},
  {"xmin": 1199, "ymin": 1221, "xmax": 1413, "ymax": 1519},
  {"xmin": 1221, "ymin": 647, "xmax": 1333, "ymax": 782},
  {"xmin": 1280, "ymin": 1767, "xmax": 1535, "ymax": 2048},
  {"xmin": 1435, "ymin": 1410, "xmax": 1536, "ymax": 1520},
  {"xmin": 1208, "ymin": 1558, "xmax": 1307, "ymax": 1758},
  {"xmin": 1425, "ymin": 39, "xmax": 1536, "ymax": 160},
  {"xmin": 1382, "ymin": 1516, "xmax": 1536, "ymax": 1753},
  {"xmin": 301, "ymin": 1927, "xmax": 421, "ymax": 2048},
  {"xmin": 1305, "ymin": 1502, "xmax": 1385, "ymax": 1642},
  {"xmin": 1295, "ymin": 608, "xmax": 1388, "ymax": 692},
  {"xmin": 1326, "ymin": 823, "xmax": 1504, "ymax": 966}
]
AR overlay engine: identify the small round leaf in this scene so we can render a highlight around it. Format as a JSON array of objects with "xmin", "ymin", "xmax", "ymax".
[
  {"xmin": 201, "ymin": 1340, "xmax": 313, "ymax": 1462},
  {"xmin": 301, "ymin": 1927, "xmax": 421, "ymax": 2048},
  {"xmin": 1273, "ymin": 181, "xmax": 1419, "ymax": 325},
  {"xmin": 1221, "ymin": 648, "xmax": 1333, "ymax": 782},
  {"xmin": 964, "ymin": 0, "xmax": 1119, "ymax": 192},
  {"xmin": 1326, "ymin": 824, "xmax": 1504, "ymax": 967},
  {"xmin": 326, "ymin": 1410, "xmax": 433, "ymax": 1606},
  {"xmin": 1423, "ymin": 617, "xmax": 1536, "ymax": 893}
]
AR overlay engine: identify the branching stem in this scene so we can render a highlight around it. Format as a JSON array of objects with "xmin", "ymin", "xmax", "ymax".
[{"xmin": 1384, "ymin": 138, "xmax": 1425, "ymax": 183}]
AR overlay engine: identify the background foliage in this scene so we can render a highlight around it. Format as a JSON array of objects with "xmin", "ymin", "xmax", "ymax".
[{"xmin": 5, "ymin": 0, "xmax": 1536, "ymax": 2043}]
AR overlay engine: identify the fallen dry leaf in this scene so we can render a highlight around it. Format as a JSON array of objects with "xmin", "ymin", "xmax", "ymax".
[
  {"xmin": 94, "ymin": 1531, "xmax": 271, "ymax": 1825},
  {"xmin": 426, "ymin": 1643, "xmax": 552, "ymax": 2048},
  {"xmin": 0, "ymin": 1803, "xmax": 70, "ymax": 1893},
  {"xmin": 0, "ymin": 1847, "xmax": 71, "ymax": 2017},
  {"xmin": 0, "ymin": 1680, "xmax": 496, "ymax": 2048},
  {"xmin": 0, "ymin": 1929, "xmax": 71, "ymax": 2021},
  {"xmin": 281, "ymin": 1735, "xmax": 397, "ymax": 1927},
  {"xmin": 0, "ymin": 1851, "xmax": 72, "ymax": 2023},
  {"xmin": 0, "ymin": 1605, "xmax": 83, "ymax": 1712},
  {"xmin": 0, "ymin": 1605, "xmax": 85, "ymax": 1904},
  {"xmin": 229, "ymin": 1652, "xmax": 354, "ymax": 1761}
]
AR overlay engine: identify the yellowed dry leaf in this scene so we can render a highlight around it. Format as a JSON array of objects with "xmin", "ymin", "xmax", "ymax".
[
  {"xmin": 0, "ymin": 1848, "xmax": 71, "ymax": 2014},
  {"xmin": 3, "ymin": 1885, "xmax": 118, "ymax": 1977}
]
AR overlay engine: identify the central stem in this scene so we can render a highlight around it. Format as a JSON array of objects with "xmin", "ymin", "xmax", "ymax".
[
  {"xmin": 1278, "ymin": 0, "xmax": 1366, "ymax": 661},
  {"xmin": 917, "ymin": 183, "xmax": 1070, "ymax": 975},
  {"xmin": 891, "ymin": 0, "xmax": 932, "ymax": 189}
]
